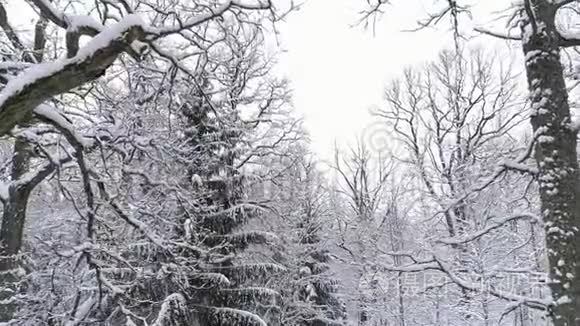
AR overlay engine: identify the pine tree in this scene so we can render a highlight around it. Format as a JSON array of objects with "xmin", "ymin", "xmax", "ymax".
[{"xmin": 177, "ymin": 85, "xmax": 284, "ymax": 325}]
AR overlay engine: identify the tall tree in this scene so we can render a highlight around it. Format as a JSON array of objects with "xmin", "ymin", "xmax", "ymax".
[
  {"xmin": 339, "ymin": 46, "xmax": 548, "ymax": 324},
  {"xmin": 331, "ymin": 142, "xmax": 393, "ymax": 325},
  {"xmin": 361, "ymin": 1, "xmax": 580, "ymax": 323},
  {"xmin": 268, "ymin": 148, "xmax": 347, "ymax": 326}
]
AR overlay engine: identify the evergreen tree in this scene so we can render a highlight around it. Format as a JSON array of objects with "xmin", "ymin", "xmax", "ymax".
[{"xmin": 177, "ymin": 85, "xmax": 284, "ymax": 325}]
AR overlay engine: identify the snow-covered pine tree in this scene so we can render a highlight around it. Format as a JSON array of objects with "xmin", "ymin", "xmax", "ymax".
[
  {"xmin": 106, "ymin": 32, "xmax": 296, "ymax": 323},
  {"xmin": 176, "ymin": 84, "xmax": 285, "ymax": 325},
  {"xmin": 99, "ymin": 20, "xmax": 297, "ymax": 324}
]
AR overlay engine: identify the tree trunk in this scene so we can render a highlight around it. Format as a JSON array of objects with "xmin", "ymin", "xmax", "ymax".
[
  {"xmin": 0, "ymin": 140, "xmax": 34, "ymax": 322},
  {"xmin": 520, "ymin": 1, "xmax": 580, "ymax": 324}
]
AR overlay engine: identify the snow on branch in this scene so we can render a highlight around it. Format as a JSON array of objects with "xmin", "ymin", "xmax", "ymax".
[
  {"xmin": 0, "ymin": 62, "xmax": 31, "ymax": 73},
  {"xmin": 437, "ymin": 213, "xmax": 539, "ymax": 245},
  {"xmin": 474, "ymin": 26, "xmax": 522, "ymax": 41},
  {"xmin": 57, "ymin": 242, "xmax": 95, "ymax": 258},
  {"xmin": 39, "ymin": 103, "xmax": 167, "ymax": 252},
  {"xmin": 64, "ymin": 296, "xmax": 96, "ymax": 326},
  {"xmin": 30, "ymin": 0, "xmax": 67, "ymax": 29},
  {"xmin": 204, "ymin": 230, "xmax": 278, "ymax": 247},
  {"xmin": 65, "ymin": 15, "xmax": 104, "ymax": 33},
  {"xmin": 34, "ymin": 104, "xmax": 94, "ymax": 148},
  {"xmin": 438, "ymin": 134, "xmax": 537, "ymax": 215},
  {"xmin": 501, "ymin": 160, "xmax": 539, "ymax": 176},
  {"xmin": 152, "ymin": 293, "xmax": 187, "ymax": 326},
  {"xmin": 553, "ymin": 0, "xmax": 578, "ymax": 9},
  {"xmin": 219, "ymin": 287, "xmax": 280, "ymax": 299},
  {"xmin": 556, "ymin": 29, "xmax": 580, "ymax": 48},
  {"xmin": 0, "ymin": 15, "xmax": 146, "ymax": 136},
  {"xmin": 101, "ymin": 189, "xmax": 168, "ymax": 249},
  {"xmin": 148, "ymin": 0, "xmax": 272, "ymax": 37},
  {"xmin": 0, "ymin": 3, "xmax": 36, "ymax": 63},
  {"xmin": 380, "ymin": 261, "xmax": 441, "ymax": 273},
  {"xmin": 122, "ymin": 167, "xmax": 180, "ymax": 192},
  {"xmin": 432, "ymin": 254, "xmax": 551, "ymax": 310},
  {"xmin": 30, "ymin": 0, "xmax": 103, "ymax": 35},
  {"xmin": 381, "ymin": 254, "xmax": 551, "ymax": 310},
  {"xmin": 9, "ymin": 156, "xmax": 71, "ymax": 190},
  {"xmin": 190, "ymin": 273, "xmax": 231, "ymax": 287},
  {"xmin": 204, "ymin": 307, "xmax": 268, "ymax": 326},
  {"xmin": 0, "ymin": 128, "xmax": 73, "ymax": 195},
  {"xmin": 208, "ymin": 263, "xmax": 286, "ymax": 284}
]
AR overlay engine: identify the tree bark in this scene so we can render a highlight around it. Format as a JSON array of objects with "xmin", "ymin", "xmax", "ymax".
[{"xmin": 520, "ymin": 1, "xmax": 580, "ymax": 324}]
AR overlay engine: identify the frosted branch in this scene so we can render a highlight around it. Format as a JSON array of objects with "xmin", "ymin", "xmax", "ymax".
[
  {"xmin": 437, "ymin": 213, "xmax": 539, "ymax": 245},
  {"xmin": 0, "ymin": 15, "xmax": 146, "ymax": 136}
]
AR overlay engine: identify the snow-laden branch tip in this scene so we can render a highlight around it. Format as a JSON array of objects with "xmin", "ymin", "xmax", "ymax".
[
  {"xmin": 152, "ymin": 293, "xmax": 187, "ymax": 326},
  {"xmin": 210, "ymin": 307, "xmax": 268, "ymax": 326},
  {"xmin": 0, "ymin": 14, "xmax": 146, "ymax": 136}
]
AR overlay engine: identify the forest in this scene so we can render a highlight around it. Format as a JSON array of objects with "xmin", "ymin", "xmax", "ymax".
[{"xmin": 0, "ymin": 0, "xmax": 579, "ymax": 325}]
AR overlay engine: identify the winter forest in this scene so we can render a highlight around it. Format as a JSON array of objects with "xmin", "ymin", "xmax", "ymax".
[{"xmin": 1, "ymin": 0, "xmax": 580, "ymax": 325}]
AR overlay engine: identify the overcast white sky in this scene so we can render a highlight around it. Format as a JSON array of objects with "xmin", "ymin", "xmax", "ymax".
[{"xmin": 274, "ymin": 0, "xmax": 510, "ymax": 161}]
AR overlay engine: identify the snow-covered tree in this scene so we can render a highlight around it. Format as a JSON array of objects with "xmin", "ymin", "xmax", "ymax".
[
  {"xmin": 361, "ymin": 1, "xmax": 580, "ymax": 323},
  {"xmin": 330, "ymin": 142, "xmax": 395, "ymax": 325},
  {"xmin": 365, "ymin": 47, "xmax": 548, "ymax": 325},
  {"xmin": 0, "ymin": 0, "xmax": 295, "ymax": 324},
  {"xmin": 267, "ymin": 148, "xmax": 347, "ymax": 326}
]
